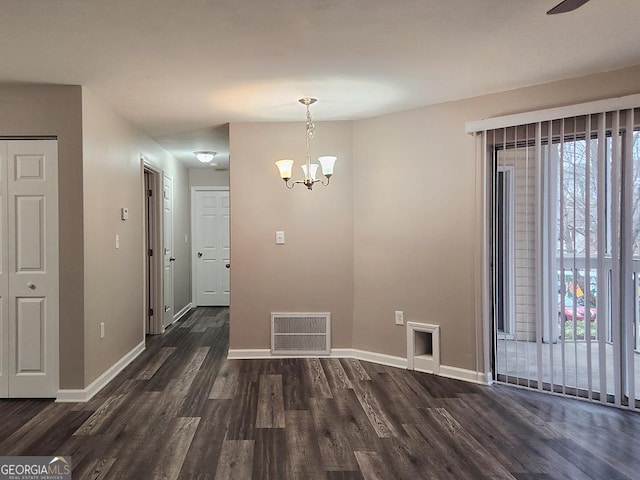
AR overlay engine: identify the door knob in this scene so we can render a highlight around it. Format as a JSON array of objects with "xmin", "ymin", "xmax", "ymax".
[
  {"xmin": 225, "ymin": 263, "xmax": 230, "ymax": 269},
  {"xmin": 197, "ymin": 252, "xmax": 203, "ymax": 258},
  {"xmin": 27, "ymin": 283, "xmax": 36, "ymax": 290},
  {"xmin": 169, "ymin": 257, "xmax": 176, "ymax": 262}
]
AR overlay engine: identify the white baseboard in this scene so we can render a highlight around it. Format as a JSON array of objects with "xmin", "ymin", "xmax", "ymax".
[
  {"xmin": 333, "ymin": 348, "xmax": 409, "ymax": 369},
  {"xmin": 227, "ymin": 349, "xmax": 271, "ymax": 359},
  {"xmin": 174, "ymin": 303, "xmax": 193, "ymax": 323},
  {"xmin": 227, "ymin": 347, "xmax": 490, "ymax": 386},
  {"xmin": 56, "ymin": 340, "xmax": 146, "ymax": 403},
  {"xmin": 439, "ymin": 365, "xmax": 490, "ymax": 385}
]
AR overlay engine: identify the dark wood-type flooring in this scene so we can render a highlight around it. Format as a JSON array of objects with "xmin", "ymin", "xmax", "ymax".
[{"xmin": 1, "ymin": 307, "xmax": 640, "ymax": 479}]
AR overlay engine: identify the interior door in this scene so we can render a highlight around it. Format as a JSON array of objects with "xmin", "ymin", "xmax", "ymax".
[
  {"xmin": 163, "ymin": 174, "xmax": 174, "ymax": 328},
  {"xmin": 192, "ymin": 189, "xmax": 230, "ymax": 306},
  {"xmin": 4, "ymin": 140, "xmax": 58, "ymax": 397}
]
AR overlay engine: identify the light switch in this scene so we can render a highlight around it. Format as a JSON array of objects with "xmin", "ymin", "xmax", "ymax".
[
  {"xmin": 275, "ymin": 231, "xmax": 285, "ymax": 245},
  {"xmin": 185, "ymin": 234, "xmax": 188, "ymax": 244},
  {"xmin": 121, "ymin": 207, "xmax": 129, "ymax": 220},
  {"xmin": 115, "ymin": 234, "xmax": 120, "ymax": 249}
]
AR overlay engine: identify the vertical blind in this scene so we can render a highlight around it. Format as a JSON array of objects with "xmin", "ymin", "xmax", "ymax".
[{"xmin": 470, "ymin": 100, "xmax": 640, "ymax": 410}]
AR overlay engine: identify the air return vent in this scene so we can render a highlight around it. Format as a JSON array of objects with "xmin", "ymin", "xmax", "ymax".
[{"xmin": 271, "ymin": 313, "xmax": 331, "ymax": 355}]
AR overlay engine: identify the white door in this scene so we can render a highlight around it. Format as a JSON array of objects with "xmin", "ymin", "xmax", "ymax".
[
  {"xmin": 0, "ymin": 140, "xmax": 58, "ymax": 398},
  {"xmin": 163, "ymin": 174, "xmax": 174, "ymax": 328},
  {"xmin": 192, "ymin": 189, "xmax": 230, "ymax": 306}
]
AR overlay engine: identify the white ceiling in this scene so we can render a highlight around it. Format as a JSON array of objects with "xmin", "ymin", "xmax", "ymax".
[{"xmin": 1, "ymin": 0, "xmax": 639, "ymax": 168}]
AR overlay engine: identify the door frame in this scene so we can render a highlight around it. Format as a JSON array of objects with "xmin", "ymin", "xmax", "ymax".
[
  {"xmin": 191, "ymin": 186, "xmax": 230, "ymax": 306},
  {"xmin": 496, "ymin": 165, "xmax": 516, "ymax": 339},
  {"xmin": 141, "ymin": 157, "xmax": 164, "ymax": 335}
]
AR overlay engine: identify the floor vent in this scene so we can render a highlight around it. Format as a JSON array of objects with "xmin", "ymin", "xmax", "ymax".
[{"xmin": 271, "ymin": 312, "xmax": 331, "ymax": 355}]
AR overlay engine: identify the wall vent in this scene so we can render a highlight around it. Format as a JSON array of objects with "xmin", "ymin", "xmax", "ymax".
[{"xmin": 271, "ymin": 312, "xmax": 331, "ymax": 355}]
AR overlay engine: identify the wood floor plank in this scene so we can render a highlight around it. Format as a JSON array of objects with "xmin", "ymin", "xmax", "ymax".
[
  {"xmin": 214, "ymin": 439, "xmax": 254, "ymax": 480},
  {"xmin": 178, "ymin": 345, "xmax": 226, "ymax": 417},
  {"xmin": 325, "ymin": 472, "xmax": 365, "ymax": 480},
  {"xmin": 0, "ymin": 402, "xmax": 71, "ymax": 454},
  {"xmin": 415, "ymin": 408, "xmax": 516, "ymax": 480},
  {"xmin": 444, "ymin": 397, "xmax": 530, "ymax": 473},
  {"xmin": 0, "ymin": 399, "xmax": 50, "ymax": 438},
  {"xmin": 350, "ymin": 379, "xmax": 401, "ymax": 438},
  {"xmin": 209, "ymin": 358, "xmax": 240, "ymax": 399},
  {"xmin": 75, "ymin": 457, "xmax": 117, "ymax": 480},
  {"xmin": 150, "ymin": 416, "xmax": 201, "ymax": 480},
  {"xmin": 545, "ymin": 438, "xmax": 634, "ymax": 480},
  {"xmin": 332, "ymin": 389, "xmax": 380, "ymax": 450},
  {"xmin": 375, "ymin": 434, "xmax": 443, "ymax": 480},
  {"xmin": 22, "ymin": 408, "xmax": 93, "ymax": 455},
  {"xmin": 321, "ymin": 358, "xmax": 353, "ymax": 391},
  {"xmin": 136, "ymin": 347, "xmax": 176, "ymax": 380},
  {"xmin": 284, "ymin": 410, "xmax": 325, "ymax": 480},
  {"xmin": 281, "ymin": 358, "xmax": 310, "ymax": 410},
  {"xmin": 73, "ymin": 394, "xmax": 126, "ymax": 436},
  {"xmin": 339, "ymin": 358, "xmax": 371, "ymax": 382},
  {"xmin": 354, "ymin": 450, "xmax": 397, "ymax": 480},
  {"xmin": 303, "ymin": 358, "xmax": 333, "ymax": 399},
  {"xmin": 548, "ymin": 421, "xmax": 640, "ymax": 480},
  {"xmin": 225, "ymin": 380, "xmax": 258, "ymax": 440},
  {"xmin": 178, "ymin": 400, "xmax": 231, "ymax": 477},
  {"xmin": 309, "ymin": 397, "xmax": 360, "ymax": 471},
  {"xmin": 251, "ymin": 428, "xmax": 288, "ymax": 480},
  {"xmin": 255, "ymin": 374, "xmax": 285, "ymax": 428}
]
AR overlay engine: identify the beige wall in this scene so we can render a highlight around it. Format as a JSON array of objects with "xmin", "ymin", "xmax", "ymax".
[
  {"xmin": 81, "ymin": 88, "xmax": 190, "ymax": 385},
  {"xmin": 229, "ymin": 121, "xmax": 354, "ymax": 350},
  {"xmin": 352, "ymin": 64, "xmax": 640, "ymax": 372},
  {"xmin": 188, "ymin": 168, "xmax": 229, "ymax": 187},
  {"xmin": 0, "ymin": 84, "xmax": 85, "ymax": 389},
  {"xmin": 229, "ymin": 64, "xmax": 640, "ymax": 374}
]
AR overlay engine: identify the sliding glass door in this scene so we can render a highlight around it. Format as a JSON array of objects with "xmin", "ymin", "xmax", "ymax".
[{"xmin": 490, "ymin": 110, "xmax": 640, "ymax": 409}]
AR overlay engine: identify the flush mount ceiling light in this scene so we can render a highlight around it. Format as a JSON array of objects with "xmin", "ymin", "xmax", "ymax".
[
  {"xmin": 275, "ymin": 98, "xmax": 337, "ymax": 190},
  {"xmin": 194, "ymin": 151, "xmax": 217, "ymax": 164}
]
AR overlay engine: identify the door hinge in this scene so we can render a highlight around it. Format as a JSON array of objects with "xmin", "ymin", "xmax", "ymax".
[
  {"xmin": 148, "ymin": 248, "xmax": 153, "ymax": 257},
  {"xmin": 148, "ymin": 308, "xmax": 154, "ymax": 317},
  {"xmin": 148, "ymin": 189, "xmax": 153, "ymax": 197}
]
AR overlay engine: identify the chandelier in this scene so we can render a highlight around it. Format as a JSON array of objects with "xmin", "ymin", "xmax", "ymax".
[{"xmin": 275, "ymin": 98, "xmax": 337, "ymax": 190}]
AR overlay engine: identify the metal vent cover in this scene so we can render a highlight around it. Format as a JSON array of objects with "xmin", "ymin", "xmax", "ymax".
[{"xmin": 271, "ymin": 312, "xmax": 331, "ymax": 355}]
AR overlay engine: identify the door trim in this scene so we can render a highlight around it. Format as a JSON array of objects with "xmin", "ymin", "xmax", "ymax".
[
  {"xmin": 191, "ymin": 186, "xmax": 230, "ymax": 306},
  {"xmin": 141, "ymin": 157, "xmax": 164, "ymax": 335},
  {"xmin": 496, "ymin": 166, "xmax": 516, "ymax": 339}
]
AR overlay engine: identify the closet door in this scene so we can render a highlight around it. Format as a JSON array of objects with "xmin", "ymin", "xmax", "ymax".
[
  {"xmin": 0, "ymin": 143, "xmax": 8, "ymax": 397},
  {"xmin": 6, "ymin": 140, "xmax": 59, "ymax": 397}
]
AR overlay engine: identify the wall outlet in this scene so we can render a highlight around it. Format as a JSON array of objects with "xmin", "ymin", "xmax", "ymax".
[
  {"xmin": 100, "ymin": 322, "xmax": 105, "ymax": 339},
  {"xmin": 395, "ymin": 310, "xmax": 404, "ymax": 325}
]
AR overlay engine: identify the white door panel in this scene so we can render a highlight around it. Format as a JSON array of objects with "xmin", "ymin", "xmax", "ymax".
[
  {"xmin": 4, "ymin": 140, "xmax": 58, "ymax": 398},
  {"xmin": 192, "ymin": 189, "xmax": 230, "ymax": 306}
]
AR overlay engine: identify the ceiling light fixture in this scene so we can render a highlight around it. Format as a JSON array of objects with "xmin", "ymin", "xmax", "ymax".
[
  {"xmin": 194, "ymin": 151, "xmax": 217, "ymax": 163},
  {"xmin": 275, "ymin": 98, "xmax": 337, "ymax": 190}
]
